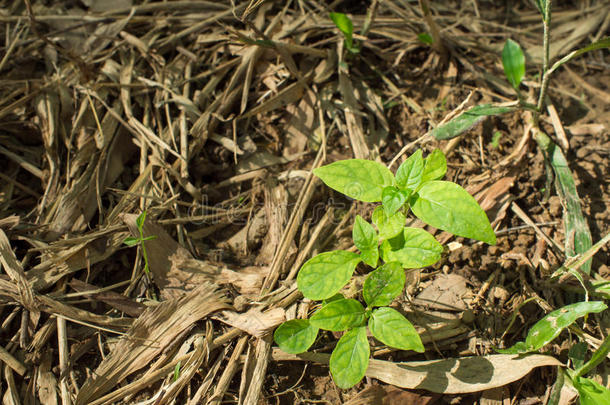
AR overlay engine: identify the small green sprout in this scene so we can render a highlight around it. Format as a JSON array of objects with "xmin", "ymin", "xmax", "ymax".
[
  {"xmin": 173, "ymin": 361, "xmax": 181, "ymax": 381},
  {"xmin": 330, "ymin": 12, "xmax": 359, "ymax": 54},
  {"xmin": 417, "ymin": 32, "xmax": 434, "ymax": 45},
  {"xmin": 491, "ymin": 131, "xmax": 503, "ymax": 148},
  {"xmin": 123, "ymin": 211, "xmax": 157, "ymax": 274}
]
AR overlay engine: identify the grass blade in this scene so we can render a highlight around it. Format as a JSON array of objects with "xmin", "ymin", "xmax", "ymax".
[
  {"xmin": 534, "ymin": 130, "xmax": 593, "ymax": 273},
  {"xmin": 430, "ymin": 104, "xmax": 514, "ymax": 140}
]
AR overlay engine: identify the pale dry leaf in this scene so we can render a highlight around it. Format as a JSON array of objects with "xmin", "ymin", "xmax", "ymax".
[
  {"xmin": 214, "ymin": 307, "xmax": 285, "ymax": 338},
  {"xmin": 273, "ymin": 351, "xmax": 562, "ymax": 394}
]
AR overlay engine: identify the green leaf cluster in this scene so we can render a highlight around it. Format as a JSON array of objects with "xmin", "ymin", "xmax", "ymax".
[{"xmin": 275, "ymin": 149, "xmax": 496, "ymax": 389}]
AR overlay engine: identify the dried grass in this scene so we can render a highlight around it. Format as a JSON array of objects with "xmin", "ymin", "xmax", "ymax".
[{"xmin": 0, "ymin": 0, "xmax": 607, "ymax": 403}]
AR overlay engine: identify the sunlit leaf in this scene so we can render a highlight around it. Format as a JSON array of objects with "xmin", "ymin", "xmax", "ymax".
[
  {"xmin": 574, "ymin": 376, "xmax": 610, "ymax": 405},
  {"xmin": 380, "ymin": 227, "xmax": 443, "ymax": 268},
  {"xmin": 352, "ymin": 215, "xmax": 377, "ymax": 251},
  {"xmin": 329, "ymin": 12, "xmax": 354, "ymax": 50},
  {"xmin": 421, "ymin": 149, "xmax": 447, "ymax": 183},
  {"xmin": 297, "ymin": 251, "xmax": 361, "ymax": 300},
  {"xmin": 369, "ymin": 307, "xmax": 424, "ymax": 352},
  {"xmin": 274, "ymin": 320, "xmax": 319, "ymax": 354},
  {"xmin": 363, "ymin": 262, "xmax": 405, "ymax": 307},
  {"xmin": 314, "ymin": 160, "xmax": 395, "ymax": 202},
  {"xmin": 123, "ymin": 236, "xmax": 140, "ymax": 246},
  {"xmin": 411, "ymin": 181, "xmax": 496, "ymax": 245},
  {"xmin": 372, "ymin": 206, "xmax": 405, "ymax": 240},
  {"xmin": 502, "ymin": 39, "xmax": 525, "ymax": 89},
  {"xmin": 329, "ymin": 327, "xmax": 369, "ymax": 388},
  {"xmin": 395, "ymin": 149, "xmax": 424, "ymax": 191},
  {"xmin": 310, "ymin": 299, "xmax": 365, "ymax": 331},
  {"xmin": 498, "ymin": 301, "xmax": 607, "ymax": 354},
  {"xmin": 136, "ymin": 211, "xmax": 147, "ymax": 229},
  {"xmin": 360, "ymin": 247, "xmax": 379, "ymax": 268},
  {"xmin": 382, "ymin": 186, "xmax": 409, "ymax": 216}
]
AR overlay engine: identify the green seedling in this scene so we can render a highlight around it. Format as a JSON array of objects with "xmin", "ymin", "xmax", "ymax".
[
  {"xmin": 274, "ymin": 149, "xmax": 495, "ymax": 388},
  {"xmin": 173, "ymin": 361, "xmax": 181, "ymax": 381},
  {"xmin": 123, "ymin": 211, "xmax": 157, "ymax": 274},
  {"xmin": 490, "ymin": 131, "xmax": 502, "ymax": 148},
  {"xmin": 417, "ymin": 32, "xmax": 434, "ymax": 45},
  {"xmin": 330, "ymin": 12, "xmax": 359, "ymax": 54}
]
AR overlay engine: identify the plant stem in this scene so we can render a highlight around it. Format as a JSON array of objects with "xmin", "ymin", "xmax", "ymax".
[
  {"xmin": 536, "ymin": 0, "xmax": 552, "ymax": 115},
  {"xmin": 573, "ymin": 333, "xmax": 610, "ymax": 379},
  {"xmin": 418, "ymin": 0, "xmax": 445, "ymax": 58},
  {"xmin": 139, "ymin": 227, "xmax": 151, "ymax": 274}
]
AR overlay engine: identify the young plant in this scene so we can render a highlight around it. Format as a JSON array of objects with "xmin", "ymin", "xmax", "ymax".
[
  {"xmin": 123, "ymin": 211, "xmax": 156, "ymax": 274},
  {"xmin": 274, "ymin": 149, "xmax": 495, "ymax": 388},
  {"xmin": 329, "ymin": 12, "xmax": 359, "ymax": 54}
]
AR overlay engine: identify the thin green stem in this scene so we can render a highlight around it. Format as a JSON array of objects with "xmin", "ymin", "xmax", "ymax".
[
  {"xmin": 418, "ymin": 0, "xmax": 445, "ymax": 57},
  {"xmin": 573, "ymin": 333, "xmax": 610, "ymax": 379},
  {"xmin": 536, "ymin": 0, "xmax": 552, "ymax": 115},
  {"xmin": 139, "ymin": 226, "xmax": 150, "ymax": 274}
]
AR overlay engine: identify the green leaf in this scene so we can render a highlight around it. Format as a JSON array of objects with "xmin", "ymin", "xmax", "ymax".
[
  {"xmin": 422, "ymin": 149, "xmax": 447, "ymax": 183},
  {"xmin": 363, "ymin": 262, "xmax": 405, "ymax": 307},
  {"xmin": 539, "ymin": 135, "xmax": 593, "ymax": 273},
  {"xmin": 533, "ymin": 0, "xmax": 545, "ymax": 15},
  {"xmin": 329, "ymin": 326, "xmax": 370, "ymax": 389},
  {"xmin": 352, "ymin": 216, "xmax": 379, "ymax": 267},
  {"xmin": 417, "ymin": 33, "xmax": 433, "ymax": 45},
  {"xmin": 274, "ymin": 319, "xmax": 319, "ymax": 354},
  {"xmin": 372, "ymin": 206, "xmax": 405, "ymax": 240},
  {"xmin": 329, "ymin": 12, "xmax": 353, "ymax": 37},
  {"xmin": 430, "ymin": 104, "xmax": 514, "ymax": 141},
  {"xmin": 123, "ymin": 236, "xmax": 140, "ymax": 246},
  {"xmin": 502, "ymin": 39, "xmax": 525, "ymax": 89},
  {"xmin": 496, "ymin": 341, "xmax": 528, "ymax": 354},
  {"xmin": 329, "ymin": 12, "xmax": 354, "ymax": 50},
  {"xmin": 382, "ymin": 186, "xmax": 410, "ymax": 216},
  {"xmin": 136, "ymin": 211, "xmax": 147, "ymax": 229},
  {"xmin": 525, "ymin": 301, "xmax": 607, "ymax": 351},
  {"xmin": 568, "ymin": 341, "xmax": 588, "ymax": 370},
  {"xmin": 368, "ymin": 307, "xmax": 424, "ymax": 352},
  {"xmin": 297, "ymin": 251, "xmax": 361, "ymax": 300},
  {"xmin": 310, "ymin": 299, "xmax": 366, "ymax": 331},
  {"xmin": 499, "ymin": 301, "xmax": 607, "ymax": 354},
  {"xmin": 548, "ymin": 37, "xmax": 610, "ymax": 76},
  {"xmin": 141, "ymin": 235, "xmax": 157, "ymax": 241},
  {"xmin": 360, "ymin": 248, "xmax": 379, "ymax": 268},
  {"xmin": 352, "ymin": 215, "xmax": 377, "ymax": 251},
  {"xmin": 314, "ymin": 160, "xmax": 395, "ymax": 202},
  {"xmin": 173, "ymin": 361, "xmax": 181, "ymax": 381},
  {"xmin": 380, "ymin": 227, "xmax": 443, "ymax": 269},
  {"xmin": 574, "ymin": 377, "xmax": 610, "ymax": 405},
  {"xmin": 411, "ymin": 181, "xmax": 496, "ymax": 245},
  {"xmin": 322, "ymin": 293, "xmax": 345, "ymax": 307},
  {"xmin": 395, "ymin": 149, "xmax": 424, "ymax": 191},
  {"xmin": 592, "ymin": 280, "xmax": 610, "ymax": 299}
]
